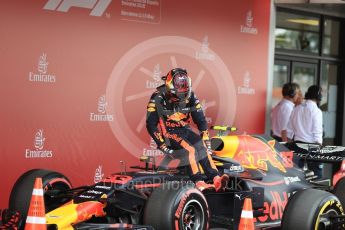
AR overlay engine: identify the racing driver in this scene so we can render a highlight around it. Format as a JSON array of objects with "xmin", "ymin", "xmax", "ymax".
[{"xmin": 146, "ymin": 67, "xmax": 229, "ymax": 191}]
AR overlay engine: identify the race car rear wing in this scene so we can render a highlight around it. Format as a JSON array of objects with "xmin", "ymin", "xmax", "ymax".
[{"xmin": 288, "ymin": 142, "xmax": 345, "ymax": 163}]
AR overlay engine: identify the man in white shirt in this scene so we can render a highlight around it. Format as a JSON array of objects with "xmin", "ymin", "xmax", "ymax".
[
  {"xmin": 271, "ymin": 83, "xmax": 301, "ymax": 142},
  {"xmin": 287, "ymin": 85, "xmax": 323, "ymax": 177},
  {"xmin": 287, "ymin": 85, "xmax": 323, "ymax": 144}
]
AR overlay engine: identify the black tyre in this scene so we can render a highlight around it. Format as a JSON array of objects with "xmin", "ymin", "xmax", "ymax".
[
  {"xmin": 333, "ymin": 177, "xmax": 345, "ymax": 208},
  {"xmin": 9, "ymin": 169, "xmax": 72, "ymax": 229},
  {"xmin": 281, "ymin": 188, "xmax": 344, "ymax": 230},
  {"xmin": 143, "ymin": 182, "xmax": 209, "ymax": 230}
]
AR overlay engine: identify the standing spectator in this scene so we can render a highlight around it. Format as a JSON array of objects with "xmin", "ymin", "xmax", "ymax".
[
  {"xmin": 271, "ymin": 82, "xmax": 301, "ymax": 142},
  {"xmin": 287, "ymin": 85, "xmax": 323, "ymax": 144},
  {"xmin": 287, "ymin": 85, "xmax": 323, "ymax": 177},
  {"xmin": 295, "ymin": 87, "xmax": 304, "ymax": 106}
]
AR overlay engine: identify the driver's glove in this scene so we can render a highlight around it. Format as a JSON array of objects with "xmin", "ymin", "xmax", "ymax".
[{"xmin": 159, "ymin": 144, "xmax": 174, "ymax": 156}]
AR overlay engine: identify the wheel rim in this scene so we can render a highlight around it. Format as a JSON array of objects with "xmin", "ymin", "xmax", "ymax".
[
  {"xmin": 181, "ymin": 199, "xmax": 204, "ymax": 230},
  {"xmin": 317, "ymin": 207, "xmax": 343, "ymax": 230}
]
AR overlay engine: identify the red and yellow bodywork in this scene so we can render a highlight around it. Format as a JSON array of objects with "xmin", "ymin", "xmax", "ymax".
[
  {"xmin": 46, "ymin": 198, "xmax": 106, "ymax": 229},
  {"xmin": 212, "ymin": 135, "xmax": 287, "ymax": 173}
]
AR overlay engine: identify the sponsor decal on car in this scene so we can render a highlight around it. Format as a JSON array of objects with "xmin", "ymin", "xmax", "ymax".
[
  {"xmin": 284, "ymin": 176, "xmax": 301, "ymax": 185},
  {"xmin": 295, "ymin": 152, "xmax": 343, "ymax": 162},
  {"xmin": 94, "ymin": 185, "xmax": 112, "ymax": 190},
  {"xmin": 257, "ymin": 191, "xmax": 288, "ymax": 223}
]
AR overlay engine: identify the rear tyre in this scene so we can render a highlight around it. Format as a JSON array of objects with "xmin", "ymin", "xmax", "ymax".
[
  {"xmin": 144, "ymin": 182, "xmax": 209, "ymax": 230},
  {"xmin": 333, "ymin": 177, "xmax": 345, "ymax": 208},
  {"xmin": 9, "ymin": 169, "xmax": 72, "ymax": 229},
  {"xmin": 281, "ymin": 188, "xmax": 344, "ymax": 230}
]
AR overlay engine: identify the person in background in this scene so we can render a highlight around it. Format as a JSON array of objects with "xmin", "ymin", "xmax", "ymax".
[
  {"xmin": 146, "ymin": 68, "xmax": 229, "ymax": 191},
  {"xmin": 287, "ymin": 85, "xmax": 323, "ymax": 177},
  {"xmin": 295, "ymin": 87, "xmax": 304, "ymax": 106},
  {"xmin": 271, "ymin": 82, "xmax": 301, "ymax": 142}
]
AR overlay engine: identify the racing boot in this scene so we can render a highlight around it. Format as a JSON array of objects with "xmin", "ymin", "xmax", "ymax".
[
  {"xmin": 213, "ymin": 174, "xmax": 229, "ymax": 192},
  {"xmin": 195, "ymin": 181, "xmax": 215, "ymax": 191}
]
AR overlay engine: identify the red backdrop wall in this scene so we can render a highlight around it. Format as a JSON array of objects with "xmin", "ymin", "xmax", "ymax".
[{"xmin": 0, "ymin": 0, "xmax": 271, "ymax": 209}]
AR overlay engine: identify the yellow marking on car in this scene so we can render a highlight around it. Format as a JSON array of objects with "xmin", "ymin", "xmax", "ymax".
[{"xmin": 46, "ymin": 202, "xmax": 78, "ymax": 229}]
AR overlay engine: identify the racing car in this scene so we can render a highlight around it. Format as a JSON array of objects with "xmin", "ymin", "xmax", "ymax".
[{"xmin": 3, "ymin": 125, "xmax": 345, "ymax": 229}]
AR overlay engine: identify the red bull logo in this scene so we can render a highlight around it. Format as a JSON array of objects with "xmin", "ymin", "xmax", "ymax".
[
  {"xmin": 167, "ymin": 112, "xmax": 188, "ymax": 122},
  {"xmin": 214, "ymin": 135, "xmax": 287, "ymax": 173},
  {"xmin": 46, "ymin": 200, "xmax": 106, "ymax": 228}
]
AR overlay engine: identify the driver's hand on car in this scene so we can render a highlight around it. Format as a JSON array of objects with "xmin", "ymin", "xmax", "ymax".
[{"xmin": 159, "ymin": 144, "xmax": 174, "ymax": 158}]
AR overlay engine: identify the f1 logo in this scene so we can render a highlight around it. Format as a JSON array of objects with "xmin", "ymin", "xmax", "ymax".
[{"xmin": 43, "ymin": 0, "xmax": 112, "ymax": 17}]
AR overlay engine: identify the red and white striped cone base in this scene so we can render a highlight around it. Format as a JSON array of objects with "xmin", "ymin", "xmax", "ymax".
[
  {"xmin": 24, "ymin": 177, "xmax": 46, "ymax": 230},
  {"xmin": 238, "ymin": 197, "xmax": 255, "ymax": 230}
]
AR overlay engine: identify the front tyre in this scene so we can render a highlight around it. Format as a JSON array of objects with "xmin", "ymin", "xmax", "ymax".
[
  {"xmin": 281, "ymin": 188, "xmax": 344, "ymax": 230},
  {"xmin": 9, "ymin": 169, "xmax": 72, "ymax": 229},
  {"xmin": 144, "ymin": 182, "xmax": 209, "ymax": 230}
]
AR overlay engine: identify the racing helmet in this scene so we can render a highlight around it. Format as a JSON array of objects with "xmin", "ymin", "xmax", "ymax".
[{"xmin": 164, "ymin": 68, "xmax": 191, "ymax": 102}]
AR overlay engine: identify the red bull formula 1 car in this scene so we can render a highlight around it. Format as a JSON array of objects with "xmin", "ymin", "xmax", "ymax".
[{"xmin": 3, "ymin": 126, "xmax": 345, "ymax": 229}]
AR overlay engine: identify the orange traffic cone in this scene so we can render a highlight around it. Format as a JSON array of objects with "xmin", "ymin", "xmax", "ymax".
[
  {"xmin": 24, "ymin": 177, "xmax": 46, "ymax": 230},
  {"xmin": 238, "ymin": 197, "xmax": 255, "ymax": 230}
]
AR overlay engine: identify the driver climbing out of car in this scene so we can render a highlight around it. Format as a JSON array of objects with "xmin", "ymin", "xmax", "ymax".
[{"xmin": 146, "ymin": 67, "xmax": 229, "ymax": 192}]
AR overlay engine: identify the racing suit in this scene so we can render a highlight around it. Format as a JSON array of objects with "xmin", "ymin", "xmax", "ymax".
[{"xmin": 146, "ymin": 85, "xmax": 219, "ymax": 182}]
